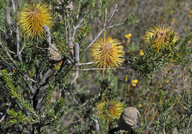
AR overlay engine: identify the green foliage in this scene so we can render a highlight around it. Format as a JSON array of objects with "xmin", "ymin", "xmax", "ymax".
[
  {"xmin": 8, "ymin": 109, "xmax": 32, "ymax": 125},
  {"xmin": 2, "ymin": 70, "xmax": 40, "ymax": 121}
]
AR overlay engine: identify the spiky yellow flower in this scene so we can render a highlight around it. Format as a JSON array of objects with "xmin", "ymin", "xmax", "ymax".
[
  {"xmin": 145, "ymin": 25, "xmax": 178, "ymax": 52},
  {"xmin": 96, "ymin": 99, "xmax": 124, "ymax": 123},
  {"xmin": 17, "ymin": 2, "xmax": 52, "ymax": 39},
  {"xmin": 90, "ymin": 37, "xmax": 124, "ymax": 69}
]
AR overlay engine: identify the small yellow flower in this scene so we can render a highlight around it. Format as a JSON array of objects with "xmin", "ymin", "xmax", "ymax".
[
  {"xmin": 138, "ymin": 104, "xmax": 142, "ymax": 108},
  {"xmin": 145, "ymin": 25, "xmax": 178, "ymax": 52},
  {"xmin": 139, "ymin": 49, "xmax": 144, "ymax": 56},
  {"xmin": 124, "ymin": 33, "xmax": 132, "ymax": 39},
  {"xmin": 96, "ymin": 99, "xmax": 124, "ymax": 123},
  {"xmin": 90, "ymin": 37, "xmax": 124, "ymax": 69},
  {"xmin": 165, "ymin": 80, "xmax": 170, "ymax": 83},
  {"xmin": 124, "ymin": 33, "xmax": 132, "ymax": 46},
  {"xmin": 132, "ymin": 83, "xmax": 136, "ymax": 87},
  {"xmin": 189, "ymin": 10, "xmax": 192, "ymax": 14},
  {"xmin": 131, "ymin": 79, "xmax": 138, "ymax": 87},
  {"xmin": 17, "ymin": 2, "xmax": 53, "ymax": 39},
  {"xmin": 171, "ymin": 18, "xmax": 175, "ymax": 25}
]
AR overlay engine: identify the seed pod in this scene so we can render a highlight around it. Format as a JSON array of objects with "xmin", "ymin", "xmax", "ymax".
[{"xmin": 118, "ymin": 107, "xmax": 140, "ymax": 130}]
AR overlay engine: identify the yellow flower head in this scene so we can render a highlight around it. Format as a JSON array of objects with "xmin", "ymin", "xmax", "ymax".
[
  {"xmin": 145, "ymin": 25, "xmax": 178, "ymax": 52},
  {"xmin": 139, "ymin": 49, "xmax": 144, "ymax": 56},
  {"xmin": 96, "ymin": 99, "xmax": 124, "ymax": 122},
  {"xmin": 17, "ymin": 2, "xmax": 53, "ymax": 39},
  {"xmin": 90, "ymin": 37, "xmax": 124, "ymax": 69}
]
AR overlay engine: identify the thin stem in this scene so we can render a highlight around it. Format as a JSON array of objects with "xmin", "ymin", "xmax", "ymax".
[
  {"xmin": 102, "ymin": 70, "xmax": 105, "ymax": 80},
  {"xmin": 187, "ymin": 114, "xmax": 192, "ymax": 134},
  {"xmin": 16, "ymin": 26, "xmax": 22, "ymax": 61},
  {"xmin": 86, "ymin": 27, "xmax": 105, "ymax": 49},
  {"xmin": 11, "ymin": 0, "xmax": 16, "ymax": 12},
  {"xmin": 73, "ymin": 66, "xmax": 131, "ymax": 71}
]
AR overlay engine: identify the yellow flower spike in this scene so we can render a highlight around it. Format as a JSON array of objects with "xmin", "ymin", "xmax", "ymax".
[
  {"xmin": 124, "ymin": 33, "xmax": 132, "ymax": 39},
  {"xmin": 17, "ymin": 2, "xmax": 53, "ymax": 39},
  {"xmin": 90, "ymin": 36, "xmax": 124, "ymax": 69},
  {"xmin": 96, "ymin": 99, "xmax": 124, "ymax": 123},
  {"xmin": 145, "ymin": 25, "xmax": 178, "ymax": 52},
  {"xmin": 139, "ymin": 49, "xmax": 144, "ymax": 56}
]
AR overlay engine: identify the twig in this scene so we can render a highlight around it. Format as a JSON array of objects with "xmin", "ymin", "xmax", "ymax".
[
  {"xmin": 77, "ymin": 62, "xmax": 94, "ymax": 66},
  {"xmin": 67, "ymin": 90, "xmax": 78, "ymax": 105},
  {"xmin": 72, "ymin": 19, "xmax": 84, "ymax": 41},
  {"xmin": 107, "ymin": 4, "xmax": 118, "ymax": 25},
  {"xmin": 11, "ymin": 0, "xmax": 16, "ymax": 12},
  {"xmin": 81, "ymin": 94, "xmax": 100, "ymax": 107},
  {"xmin": 24, "ymin": 75, "xmax": 37, "ymax": 83},
  {"xmin": 86, "ymin": 27, "xmax": 105, "ymax": 48},
  {"xmin": 57, "ymin": 0, "xmax": 62, "ymax": 4},
  {"xmin": 86, "ymin": 4, "xmax": 119, "ymax": 49},
  {"xmin": 19, "ymin": 43, "xmax": 26, "ymax": 53},
  {"xmin": 40, "ymin": 69, "xmax": 53, "ymax": 84},
  {"xmin": 43, "ymin": 25, "xmax": 62, "ymax": 55},
  {"xmin": 187, "ymin": 114, "xmax": 192, "ymax": 134},
  {"xmin": 93, "ymin": 119, "xmax": 100, "ymax": 131},
  {"xmin": 107, "ymin": 14, "xmax": 136, "ymax": 29},
  {"xmin": 145, "ymin": 110, "xmax": 158, "ymax": 134},
  {"xmin": 106, "ymin": 21, "xmax": 127, "ymax": 29},
  {"xmin": 74, "ymin": 66, "xmax": 130, "ymax": 71},
  {"xmin": 0, "ymin": 102, "xmax": 11, "ymax": 123},
  {"xmin": 163, "ymin": 127, "xmax": 166, "ymax": 134},
  {"xmin": 1, "ymin": 43, "xmax": 17, "ymax": 66},
  {"xmin": 0, "ymin": 54, "xmax": 16, "ymax": 70}
]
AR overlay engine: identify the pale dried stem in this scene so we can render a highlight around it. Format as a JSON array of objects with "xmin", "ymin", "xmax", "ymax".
[
  {"xmin": 0, "ymin": 102, "xmax": 11, "ymax": 123},
  {"xmin": 77, "ymin": 62, "xmax": 94, "ymax": 66},
  {"xmin": 74, "ymin": 66, "xmax": 131, "ymax": 71},
  {"xmin": 86, "ymin": 5, "xmax": 118, "ymax": 49},
  {"xmin": 11, "ymin": 0, "xmax": 16, "ymax": 12}
]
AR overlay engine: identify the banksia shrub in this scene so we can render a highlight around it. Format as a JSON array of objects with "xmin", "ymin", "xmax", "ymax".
[{"xmin": 0, "ymin": 0, "xmax": 191, "ymax": 134}]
